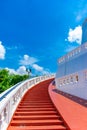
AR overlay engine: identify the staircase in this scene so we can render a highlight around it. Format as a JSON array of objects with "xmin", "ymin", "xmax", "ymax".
[{"xmin": 7, "ymin": 79, "xmax": 68, "ymax": 130}]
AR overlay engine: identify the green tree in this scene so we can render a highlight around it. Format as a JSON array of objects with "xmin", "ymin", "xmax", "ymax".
[{"xmin": 0, "ymin": 69, "xmax": 29, "ymax": 93}]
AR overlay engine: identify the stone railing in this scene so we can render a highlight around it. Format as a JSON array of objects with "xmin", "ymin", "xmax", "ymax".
[
  {"xmin": 58, "ymin": 42, "xmax": 87, "ymax": 64},
  {"xmin": 56, "ymin": 72, "xmax": 79, "ymax": 87},
  {"xmin": 0, "ymin": 74, "xmax": 55, "ymax": 130},
  {"xmin": 55, "ymin": 69, "xmax": 87, "ymax": 99}
]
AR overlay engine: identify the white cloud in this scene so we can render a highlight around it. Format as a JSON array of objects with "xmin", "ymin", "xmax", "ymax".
[
  {"xmin": 17, "ymin": 66, "xmax": 27, "ymax": 75},
  {"xmin": 5, "ymin": 65, "xmax": 51, "ymax": 76},
  {"xmin": 66, "ymin": 25, "xmax": 82, "ymax": 44},
  {"xmin": 32, "ymin": 64, "xmax": 43, "ymax": 72},
  {"xmin": 32, "ymin": 63, "xmax": 51, "ymax": 75},
  {"xmin": 5, "ymin": 66, "xmax": 28, "ymax": 75},
  {"xmin": 5, "ymin": 67, "xmax": 17, "ymax": 75},
  {"xmin": 0, "ymin": 41, "xmax": 6, "ymax": 59},
  {"xmin": 19, "ymin": 54, "xmax": 51, "ymax": 75},
  {"xmin": 20, "ymin": 54, "xmax": 38, "ymax": 66},
  {"xmin": 42, "ymin": 69, "xmax": 51, "ymax": 75}
]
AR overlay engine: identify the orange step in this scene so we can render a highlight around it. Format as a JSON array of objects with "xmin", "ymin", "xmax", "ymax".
[
  {"xmin": 7, "ymin": 79, "xmax": 69, "ymax": 130},
  {"xmin": 10, "ymin": 119, "xmax": 63, "ymax": 126},
  {"xmin": 18, "ymin": 105, "xmax": 54, "ymax": 108},
  {"xmin": 16, "ymin": 108, "xmax": 56, "ymax": 111},
  {"xmin": 14, "ymin": 111, "xmax": 58, "ymax": 116},
  {"xmin": 13, "ymin": 115, "xmax": 60, "ymax": 120},
  {"xmin": 7, "ymin": 125, "xmax": 67, "ymax": 130}
]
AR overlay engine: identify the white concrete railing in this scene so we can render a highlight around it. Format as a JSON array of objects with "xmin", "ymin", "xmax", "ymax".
[
  {"xmin": 58, "ymin": 42, "xmax": 87, "ymax": 64},
  {"xmin": 0, "ymin": 74, "xmax": 55, "ymax": 130},
  {"xmin": 56, "ymin": 73, "xmax": 79, "ymax": 87},
  {"xmin": 55, "ymin": 69, "xmax": 87, "ymax": 99}
]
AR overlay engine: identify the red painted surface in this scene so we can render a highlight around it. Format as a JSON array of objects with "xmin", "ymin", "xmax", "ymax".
[
  {"xmin": 7, "ymin": 79, "xmax": 69, "ymax": 130},
  {"xmin": 49, "ymin": 83, "xmax": 87, "ymax": 130}
]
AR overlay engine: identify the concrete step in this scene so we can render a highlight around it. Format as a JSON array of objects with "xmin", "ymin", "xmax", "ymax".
[
  {"xmin": 13, "ymin": 115, "xmax": 60, "ymax": 120},
  {"xmin": 16, "ymin": 107, "xmax": 56, "ymax": 112},
  {"xmin": 11, "ymin": 119, "xmax": 63, "ymax": 126},
  {"xmin": 18, "ymin": 105, "xmax": 54, "ymax": 108},
  {"xmin": 7, "ymin": 125, "xmax": 67, "ymax": 130},
  {"xmin": 15, "ymin": 111, "xmax": 57, "ymax": 116}
]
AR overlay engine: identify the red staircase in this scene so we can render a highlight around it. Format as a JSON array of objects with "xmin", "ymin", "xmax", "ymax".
[{"xmin": 7, "ymin": 79, "xmax": 69, "ymax": 130}]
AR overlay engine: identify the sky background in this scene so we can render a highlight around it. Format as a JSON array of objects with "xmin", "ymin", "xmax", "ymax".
[{"xmin": 0, "ymin": 0, "xmax": 87, "ymax": 75}]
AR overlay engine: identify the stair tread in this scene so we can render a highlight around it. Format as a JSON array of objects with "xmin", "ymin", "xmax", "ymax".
[
  {"xmin": 19, "ymin": 104, "xmax": 53, "ymax": 106},
  {"xmin": 18, "ymin": 106, "xmax": 54, "ymax": 108},
  {"xmin": 8, "ymin": 125, "xmax": 67, "ymax": 130},
  {"xmin": 11, "ymin": 119, "xmax": 63, "ymax": 126},
  {"xmin": 16, "ymin": 108, "xmax": 55, "ymax": 111},
  {"xmin": 15, "ymin": 111, "xmax": 57, "ymax": 114},
  {"xmin": 20, "ymin": 101, "xmax": 51, "ymax": 102},
  {"xmin": 11, "ymin": 119, "xmax": 62, "ymax": 123},
  {"xmin": 13, "ymin": 115, "xmax": 60, "ymax": 120},
  {"xmin": 20, "ymin": 102, "xmax": 52, "ymax": 105},
  {"xmin": 13, "ymin": 115, "xmax": 59, "ymax": 118}
]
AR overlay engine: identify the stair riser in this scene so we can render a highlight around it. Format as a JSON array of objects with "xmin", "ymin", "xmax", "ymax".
[
  {"xmin": 18, "ymin": 106, "xmax": 54, "ymax": 108},
  {"xmin": 15, "ymin": 113, "xmax": 58, "ymax": 116},
  {"xmin": 17, "ymin": 109, "xmax": 55, "ymax": 112},
  {"xmin": 13, "ymin": 117, "xmax": 59, "ymax": 120},
  {"xmin": 11, "ymin": 122, "xmax": 63, "ymax": 126}
]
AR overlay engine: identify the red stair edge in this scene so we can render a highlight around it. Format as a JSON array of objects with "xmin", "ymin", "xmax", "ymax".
[
  {"xmin": 7, "ymin": 125, "xmax": 67, "ymax": 130},
  {"xmin": 48, "ymin": 83, "xmax": 87, "ymax": 130}
]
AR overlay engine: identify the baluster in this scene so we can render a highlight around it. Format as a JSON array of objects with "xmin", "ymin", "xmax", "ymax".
[{"xmin": 0, "ymin": 114, "xmax": 2, "ymax": 130}]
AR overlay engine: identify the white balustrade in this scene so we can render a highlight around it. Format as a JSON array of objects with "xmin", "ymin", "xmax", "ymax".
[
  {"xmin": 55, "ymin": 69, "xmax": 87, "ymax": 99},
  {"xmin": 58, "ymin": 42, "xmax": 87, "ymax": 64},
  {"xmin": 57, "ymin": 72, "xmax": 79, "ymax": 88},
  {"xmin": 0, "ymin": 74, "xmax": 55, "ymax": 130}
]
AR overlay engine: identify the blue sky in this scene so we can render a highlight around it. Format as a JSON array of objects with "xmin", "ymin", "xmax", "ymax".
[{"xmin": 0, "ymin": 0, "xmax": 87, "ymax": 75}]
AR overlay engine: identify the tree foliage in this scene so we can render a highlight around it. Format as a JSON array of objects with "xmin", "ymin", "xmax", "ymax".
[{"xmin": 0, "ymin": 69, "xmax": 29, "ymax": 93}]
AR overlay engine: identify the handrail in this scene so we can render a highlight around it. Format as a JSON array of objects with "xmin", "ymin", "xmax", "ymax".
[{"xmin": 0, "ymin": 74, "xmax": 55, "ymax": 130}]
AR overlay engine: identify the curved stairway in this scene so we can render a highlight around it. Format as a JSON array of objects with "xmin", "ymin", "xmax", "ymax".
[{"xmin": 7, "ymin": 79, "xmax": 69, "ymax": 130}]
